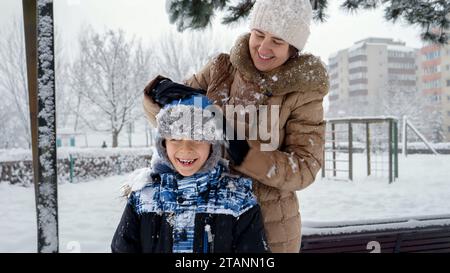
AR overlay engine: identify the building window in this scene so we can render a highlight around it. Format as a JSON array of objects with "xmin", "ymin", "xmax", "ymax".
[
  {"xmin": 424, "ymin": 80, "xmax": 442, "ymax": 89},
  {"xmin": 349, "ymin": 47, "xmax": 366, "ymax": 58},
  {"xmin": 349, "ymin": 83, "xmax": 368, "ymax": 92},
  {"xmin": 446, "ymin": 64, "xmax": 450, "ymax": 71},
  {"xmin": 447, "ymin": 79, "xmax": 450, "ymax": 87},
  {"xmin": 349, "ymin": 72, "xmax": 367, "ymax": 80},
  {"xmin": 389, "ymin": 74, "xmax": 416, "ymax": 81},
  {"xmin": 349, "ymin": 89, "xmax": 368, "ymax": 97},
  {"xmin": 432, "ymin": 94, "xmax": 442, "ymax": 102},
  {"xmin": 349, "ymin": 55, "xmax": 367, "ymax": 63},
  {"xmin": 424, "ymin": 65, "xmax": 441, "ymax": 74},
  {"xmin": 389, "ymin": 62, "xmax": 415, "ymax": 69},
  {"xmin": 388, "ymin": 51, "xmax": 410, "ymax": 58},
  {"xmin": 448, "ymin": 95, "xmax": 450, "ymax": 101},
  {"xmin": 424, "ymin": 51, "xmax": 441, "ymax": 60},
  {"xmin": 448, "ymin": 126, "xmax": 450, "ymax": 133},
  {"xmin": 448, "ymin": 111, "xmax": 450, "ymax": 117}
]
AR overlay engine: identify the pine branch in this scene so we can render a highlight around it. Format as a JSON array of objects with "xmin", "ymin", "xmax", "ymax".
[
  {"xmin": 166, "ymin": 0, "xmax": 449, "ymax": 45},
  {"xmin": 167, "ymin": 0, "xmax": 228, "ymax": 31},
  {"xmin": 341, "ymin": 0, "xmax": 380, "ymax": 11},
  {"xmin": 222, "ymin": 0, "xmax": 255, "ymax": 24},
  {"xmin": 341, "ymin": 0, "xmax": 450, "ymax": 44},
  {"xmin": 311, "ymin": 0, "xmax": 329, "ymax": 22}
]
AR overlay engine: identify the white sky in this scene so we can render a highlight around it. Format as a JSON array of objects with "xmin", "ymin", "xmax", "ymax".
[{"xmin": 0, "ymin": 0, "xmax": 425, "ymax": 64}]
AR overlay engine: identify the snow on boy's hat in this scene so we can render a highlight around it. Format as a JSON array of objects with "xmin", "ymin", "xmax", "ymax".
[
  {"xmin": 156, "ymin": 95, "xmax": 223, "ymax": 142},
  {"xmin": 249, "ymin": 0, "xmax": 313, "ymax": 50}
]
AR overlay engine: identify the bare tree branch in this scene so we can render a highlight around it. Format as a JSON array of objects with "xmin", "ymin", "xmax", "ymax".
[{"xmin": 69, "ymin": 28, "xmax": 153, "ymax": 147}]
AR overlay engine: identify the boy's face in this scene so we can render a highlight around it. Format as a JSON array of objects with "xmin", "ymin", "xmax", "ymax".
[{"xmin": 165, "ymin": 139, "xmax": 211, "ymax": 177}]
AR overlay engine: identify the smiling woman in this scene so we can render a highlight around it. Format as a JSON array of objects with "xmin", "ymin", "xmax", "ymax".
[{"xmin": 249, "ymin": 29, "xmax": 291, "ymax": 72}]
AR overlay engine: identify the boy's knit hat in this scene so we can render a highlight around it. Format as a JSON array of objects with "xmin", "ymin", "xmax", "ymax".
[
  {"xmin": 152, "ymin": 95, "xmax": 225, "ymax": 174},
  {"xmin": 156, "ymin": 95, "xmax": 223, "ymax": 142},
  {"xmin": 249, "ymin": 0, "xmax": 313, "ymax": 50}
]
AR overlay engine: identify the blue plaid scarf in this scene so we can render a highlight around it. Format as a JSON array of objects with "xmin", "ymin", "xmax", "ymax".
[{"xmin": 130, "ymin": 161, "xmax": 257, "ymax": 253}]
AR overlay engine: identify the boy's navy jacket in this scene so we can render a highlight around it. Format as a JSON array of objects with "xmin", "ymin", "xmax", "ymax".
[{"xmin": 111, "ymin": 161, "xmax": 270, "ymax": 253}]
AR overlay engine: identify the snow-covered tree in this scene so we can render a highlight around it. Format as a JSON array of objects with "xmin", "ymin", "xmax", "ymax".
[
  {"xmin": 428, "ymin": 102, "xmax": 445, "ymax": 143},
  {"xmin": 154, "ymin": 28, "xmax": 233, "ymax": 82},
  {"xmin": 379, "ymin": 87, "xmax": 425, "ymax": 129},
  {"xmin": 0, "ymin": 18, "xmax": 69, "ymax": 149},
  {"xmin": 0, "ymin": 20, "xmax": 32, "ymax": 148},
  {"xmin": 166, "ymin": 0, "xmax": 449, "ymax": 44},
  {"xmin": 70, "ymin": 28, "xmax": 152, "ymax": 147},
  {"xmin": 67, "ymin": 53, "xmax": 90, "ymax": 133},
  {"xmin": 379, "ymin": 81, "xmax": 445, "ymax": 143},
  {"xmin": 0, "ymin": 98, "xmax": 21, "ymax": 148},
  {"xmin": 54, "ymin": 46, "xmax": 72, "ymax": 131}
]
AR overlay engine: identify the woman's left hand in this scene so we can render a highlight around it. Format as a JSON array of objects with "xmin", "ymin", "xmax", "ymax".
[{"xmin": 144, "ymin": 75, "xmax": 206, "ymax": 106}]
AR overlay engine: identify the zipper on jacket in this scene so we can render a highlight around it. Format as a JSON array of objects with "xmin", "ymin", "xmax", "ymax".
[{"xmin": 203, "ymin": 224, "xmax": 214, "ymax": 253}]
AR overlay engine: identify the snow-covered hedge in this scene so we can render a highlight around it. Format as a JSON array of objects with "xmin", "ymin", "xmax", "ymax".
[{"xmin": 0, "ymin": 147, "xmax": 153, "ymax": 186}]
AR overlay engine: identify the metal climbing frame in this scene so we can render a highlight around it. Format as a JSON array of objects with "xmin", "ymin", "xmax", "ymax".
[{"xmin": 322, "ymin": 117, "xmax": 399, "ymax": 183}]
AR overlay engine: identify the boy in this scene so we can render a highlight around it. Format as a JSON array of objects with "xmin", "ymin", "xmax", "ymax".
[{"xmin": 111, "ymin": 86, "xmax": 269, "ymax": 253}]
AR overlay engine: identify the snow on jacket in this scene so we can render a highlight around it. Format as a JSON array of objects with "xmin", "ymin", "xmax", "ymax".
[
  {"xmin": 143, "ymin": 33, "xmax": 329, "ymax": 252},
  {"xmin": 111, "ymin": 161, "xmax": 270, "ymax": 253}
]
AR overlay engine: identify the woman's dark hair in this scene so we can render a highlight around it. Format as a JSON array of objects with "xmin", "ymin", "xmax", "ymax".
[{"xmin": 289, "ymin": 45, "xmax": 299, "ymax": 58}]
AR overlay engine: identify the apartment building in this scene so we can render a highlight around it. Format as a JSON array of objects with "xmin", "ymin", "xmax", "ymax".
[
  {"xmin": 328, "ymin": 37, "xmax": 417, "ymax": 118},
  {"xmin": 418, "ymin": 43, "xmax": 450, "ymax": 141}
]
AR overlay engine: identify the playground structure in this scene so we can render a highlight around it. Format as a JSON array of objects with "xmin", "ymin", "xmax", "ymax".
[
  {"xmin": 322, "ymin": 116, "xmax": 399, "ymax": 183},
  {"xmin": 401, "ymin": 115, "xmax": 439, "ymax": 157},
  {"xmin": 322, "ymin": 116, "xmax": 440, "ymax": 183}
]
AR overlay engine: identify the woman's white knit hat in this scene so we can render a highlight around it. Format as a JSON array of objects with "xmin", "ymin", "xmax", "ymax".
[{"xmin": 249, "ymin": 0, "xmax": 313, "ymax": 50}]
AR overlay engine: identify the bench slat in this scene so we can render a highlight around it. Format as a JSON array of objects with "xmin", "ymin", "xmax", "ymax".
[{"xmin": 301, "ymin": 220, "xmax": 450, "ymax": 253}]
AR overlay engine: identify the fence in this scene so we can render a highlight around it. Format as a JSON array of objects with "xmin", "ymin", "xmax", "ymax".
[{"xmin": 0, "ymin": 148, "xmax": 152, "ymax": 186}]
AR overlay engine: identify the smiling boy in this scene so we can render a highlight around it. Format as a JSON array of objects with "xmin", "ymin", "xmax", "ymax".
[{"xmin": 111, "ymin": 90, "xmax": 269, "ymax": 253}]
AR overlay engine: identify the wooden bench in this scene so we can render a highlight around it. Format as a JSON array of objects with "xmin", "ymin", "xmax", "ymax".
[{"xmin": 300, "ymin": 215, "xmax": 450, "ymax": 253}]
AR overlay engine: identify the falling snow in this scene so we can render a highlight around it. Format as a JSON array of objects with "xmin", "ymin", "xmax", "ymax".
[
  {"xmin": 288, "ymin": 152, "xmax": 299, "ymax": 173},
  {"xmin": 266, "ymin": 165, "xmax": 277, "ymax": 178}
]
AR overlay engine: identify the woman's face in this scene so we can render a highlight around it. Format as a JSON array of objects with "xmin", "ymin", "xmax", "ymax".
[
  {"xmin": 165, "ymin": 138, "xmax": 211, "ymax": 177},
  {"xmin": 249, "ymin": 29, "xmax": 291, "ymax": 72}
]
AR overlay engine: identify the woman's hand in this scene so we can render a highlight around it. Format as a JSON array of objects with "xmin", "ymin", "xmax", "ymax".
[
  {"xmin": 226, "ymin": 139, "xmax": 250, "ymax": 166},
  {"xmin": 144, "ymin": 75, "xmax": 206, "ymax": 106},
  {"xmin": 222, "ymin": 115, "xmax": 250, "ymax": 166}
]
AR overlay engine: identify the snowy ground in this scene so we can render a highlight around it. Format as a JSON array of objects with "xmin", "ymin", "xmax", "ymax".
[
  {"xmin": 298, "ymin": 154, "xmax": 450, "ymax": 222},
  {"xmin": 0, "ymin": 154, "xmax": 449, "ymax": 252},
  {"xmin": 0, "ymin": 175, "xmax": 126, "ymax": 253}
]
